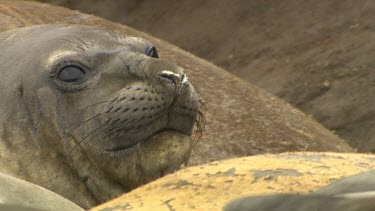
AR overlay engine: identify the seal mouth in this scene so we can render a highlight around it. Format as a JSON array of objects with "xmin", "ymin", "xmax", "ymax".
[{"xmin": 104, "ymin": 129, "xmax": 189, "ymax": 152}]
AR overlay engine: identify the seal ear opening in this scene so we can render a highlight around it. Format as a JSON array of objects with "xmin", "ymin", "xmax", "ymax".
[{"xmin": 18, "ymin": 85, "xmax": 24, "ymax": 97}]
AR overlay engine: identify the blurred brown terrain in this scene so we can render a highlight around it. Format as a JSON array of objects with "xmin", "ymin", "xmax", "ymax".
[{"xmin": 38, "ymin": 0, "xmax": 375, "ymax": 152}]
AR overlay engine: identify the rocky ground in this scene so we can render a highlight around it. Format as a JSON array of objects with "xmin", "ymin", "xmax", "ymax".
[{"xmin": 39, "ymin": 0, "xmax": 375, "ymax": 152}]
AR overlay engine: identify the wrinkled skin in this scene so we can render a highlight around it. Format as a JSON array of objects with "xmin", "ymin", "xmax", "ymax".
[{"xmin": 0, "ymin": 25, "xmax": 198, "ymax": 208}]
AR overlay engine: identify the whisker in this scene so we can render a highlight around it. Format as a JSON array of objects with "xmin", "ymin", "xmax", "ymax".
[
  {"xmin": 79, "ymin": 101, "xmax": 112, "ymax": 111},
  {"xmin": 81, "ymin": 126, "xmax": 110, "ymax": 153},
  {"xmin": 64, "ymin": 109, "xmax": 110, "ymax": 136},
  {"xmin": 66, "ymin": 120, "xmax": 110, "ymax": 157},
  {"xmin": 82, "ymin": 111, "xmax": 110, "ymax": 125},
  {"xmin": 68, "ymin": 126, "xmax": 110, "ymax": 165}
]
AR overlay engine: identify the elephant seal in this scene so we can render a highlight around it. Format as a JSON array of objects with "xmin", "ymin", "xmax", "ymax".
[
  {"xmin": 92, "ymin": 152, "xmax": 375, "ymax": 211},
  {"xmin": 0, "ymin": 0, "xmax": 354, "ymax": 209},
  {"xmin": 0, "ymin": 0, "xmax": 353, "ymax": 167},
  {"xmin": 225, "ymin": 194, "xmax": 375, "ymax": 211},
  {"xmin": 0, "ymin": 24, "xmax": 199, "ymax": 208},
  {"xmin": 0, "ymin": 172, "xmax": 83, "ymax": 211}
]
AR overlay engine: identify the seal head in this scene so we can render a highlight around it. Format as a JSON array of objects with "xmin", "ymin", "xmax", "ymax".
[{"xmin": 0, "ymin": 24, "xmax": 199, "ymax": 208}]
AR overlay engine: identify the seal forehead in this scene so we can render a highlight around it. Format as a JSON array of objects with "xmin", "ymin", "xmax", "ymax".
[
  {"xmin": 1, "ymin": 24, "xmax": 160, "ymax": 79},
  {"xmin": 46, "ymin": 50, "xmax": 81, "ymax": 66},
  {"xmin": 45, "ymin": 26, "xmax": 154, "ymax": 54},
  {"xmin": 1, "ymin": 25, "xmax": 152, "ymax": 55}
]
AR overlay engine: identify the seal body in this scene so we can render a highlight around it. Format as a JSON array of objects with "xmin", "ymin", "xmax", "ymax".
[
  {"xmin": 0, "ymin": 172, "xmax": 83, "ymax": 211},
  {"xmin": 0, "ymin": 24, "xmax": 198, "ymax": 208},
  {"xmin": 0, "ymin": 0, "xmax": 354, "ymax": 208},
  {"xmin": 225, "ymin": 170, "xmax": 375, "ymax": 211},
  {"xmin": 0, "ymin": 0, "xmax": 353, "ymax": 167}
]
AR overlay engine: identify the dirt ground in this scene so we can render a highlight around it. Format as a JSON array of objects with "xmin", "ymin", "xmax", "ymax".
[{"xmin": 39, "ymin": 0, "xmax": 375, "ymax": 152}]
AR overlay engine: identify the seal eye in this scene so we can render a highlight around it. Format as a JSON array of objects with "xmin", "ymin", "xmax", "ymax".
[
  {"xmin": 58, "ymin": 65, "xmax": 85, "ymax": 83},
  {"xmin": 145, "ymin": 45, "xmax": 159, "ymax": 58}
]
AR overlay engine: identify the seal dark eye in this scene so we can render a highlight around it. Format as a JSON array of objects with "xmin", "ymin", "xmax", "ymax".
[
  {"xmin": 145, "ymin": 45, "xmax": 159, "ymax": 58},
  {"xmin": 58, "ymin": 65, "xmax": 85, "ymax": 82}
]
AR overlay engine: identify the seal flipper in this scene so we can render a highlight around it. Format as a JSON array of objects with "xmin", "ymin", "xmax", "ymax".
[{"xmin": 0, "ymin": 172, "xmax": 83, "ymax": 211}]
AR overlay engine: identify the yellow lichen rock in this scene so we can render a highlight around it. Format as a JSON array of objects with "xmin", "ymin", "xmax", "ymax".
[{"xmin": 93, "ymin": 152, "xmax": 375, "ymax": 211}]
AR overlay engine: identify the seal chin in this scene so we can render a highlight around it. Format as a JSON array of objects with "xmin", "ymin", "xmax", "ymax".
[{"xmin": 104, "ymin": 130, "xmax": 193, "ymax": 191}]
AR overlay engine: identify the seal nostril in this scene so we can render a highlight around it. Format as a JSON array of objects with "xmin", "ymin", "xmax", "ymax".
[
  {"xmin": 158, "ymin": 70, "xmax": 189, "ymax": 94},
  {"xmin": 159, "ymin": 70, "xmax": 182, "ymax": 86}
]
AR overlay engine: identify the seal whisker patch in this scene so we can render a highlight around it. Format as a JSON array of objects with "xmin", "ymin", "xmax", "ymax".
[
  {"xmin": 74, "ymin": 125, "xmax": 111, "ymax": 159},
  {"xmin": 66, "ymin": 119, "xmax": 110, "ymax": 157}
]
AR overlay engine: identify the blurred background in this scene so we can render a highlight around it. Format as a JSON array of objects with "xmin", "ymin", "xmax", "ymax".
[{"xmin": 37, "ymin": 0, "xmax": 375, "ymax": 153}]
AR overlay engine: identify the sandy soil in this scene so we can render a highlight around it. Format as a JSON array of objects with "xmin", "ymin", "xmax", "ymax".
[{"xmin": 38, "ymin": 0, "xmax": 375, "ymax": 152}]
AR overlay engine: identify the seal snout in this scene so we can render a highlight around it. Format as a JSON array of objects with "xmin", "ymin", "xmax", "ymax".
[{"xmin": 158, "ymin": 70, "xmax": 189, "ymax": 94}]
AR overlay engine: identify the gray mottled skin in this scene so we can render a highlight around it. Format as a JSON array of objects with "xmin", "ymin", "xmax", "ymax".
[
  {"xmin": 0, "ymin": 25, "xmax": 198, "ymax": 208},
  {"xmin": 316, "ymin": 170, "xmax": 375, "ymax": 195},
  {"xmin": 224, "ymin": 194, "xmax": 375, "ymax": 211},
  {"xmin": 224, "ymin": 170, "xmax": 375, "ymax": 211}
]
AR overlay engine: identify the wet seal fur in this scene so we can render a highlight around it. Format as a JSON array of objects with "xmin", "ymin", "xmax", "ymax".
[
  {"xmin": 0, "ymin": 24, "xmax": 199, "ymax": 208},
  {"xmin": 93, "ymin": 152, "xmax": 375, "ymax": 211},
  {"xmin": 0, "ymin": 0, "xmax": 355, "ymax": 209}
]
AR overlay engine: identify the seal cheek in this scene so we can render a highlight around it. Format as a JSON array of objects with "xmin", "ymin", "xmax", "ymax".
[
  {"xmin": 37, "ymin": 87, "xmax": 58, "ymax": 121},
  {"xmin": 35, "ymin": 87, "xmax": 63, "ymax": 149}
]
